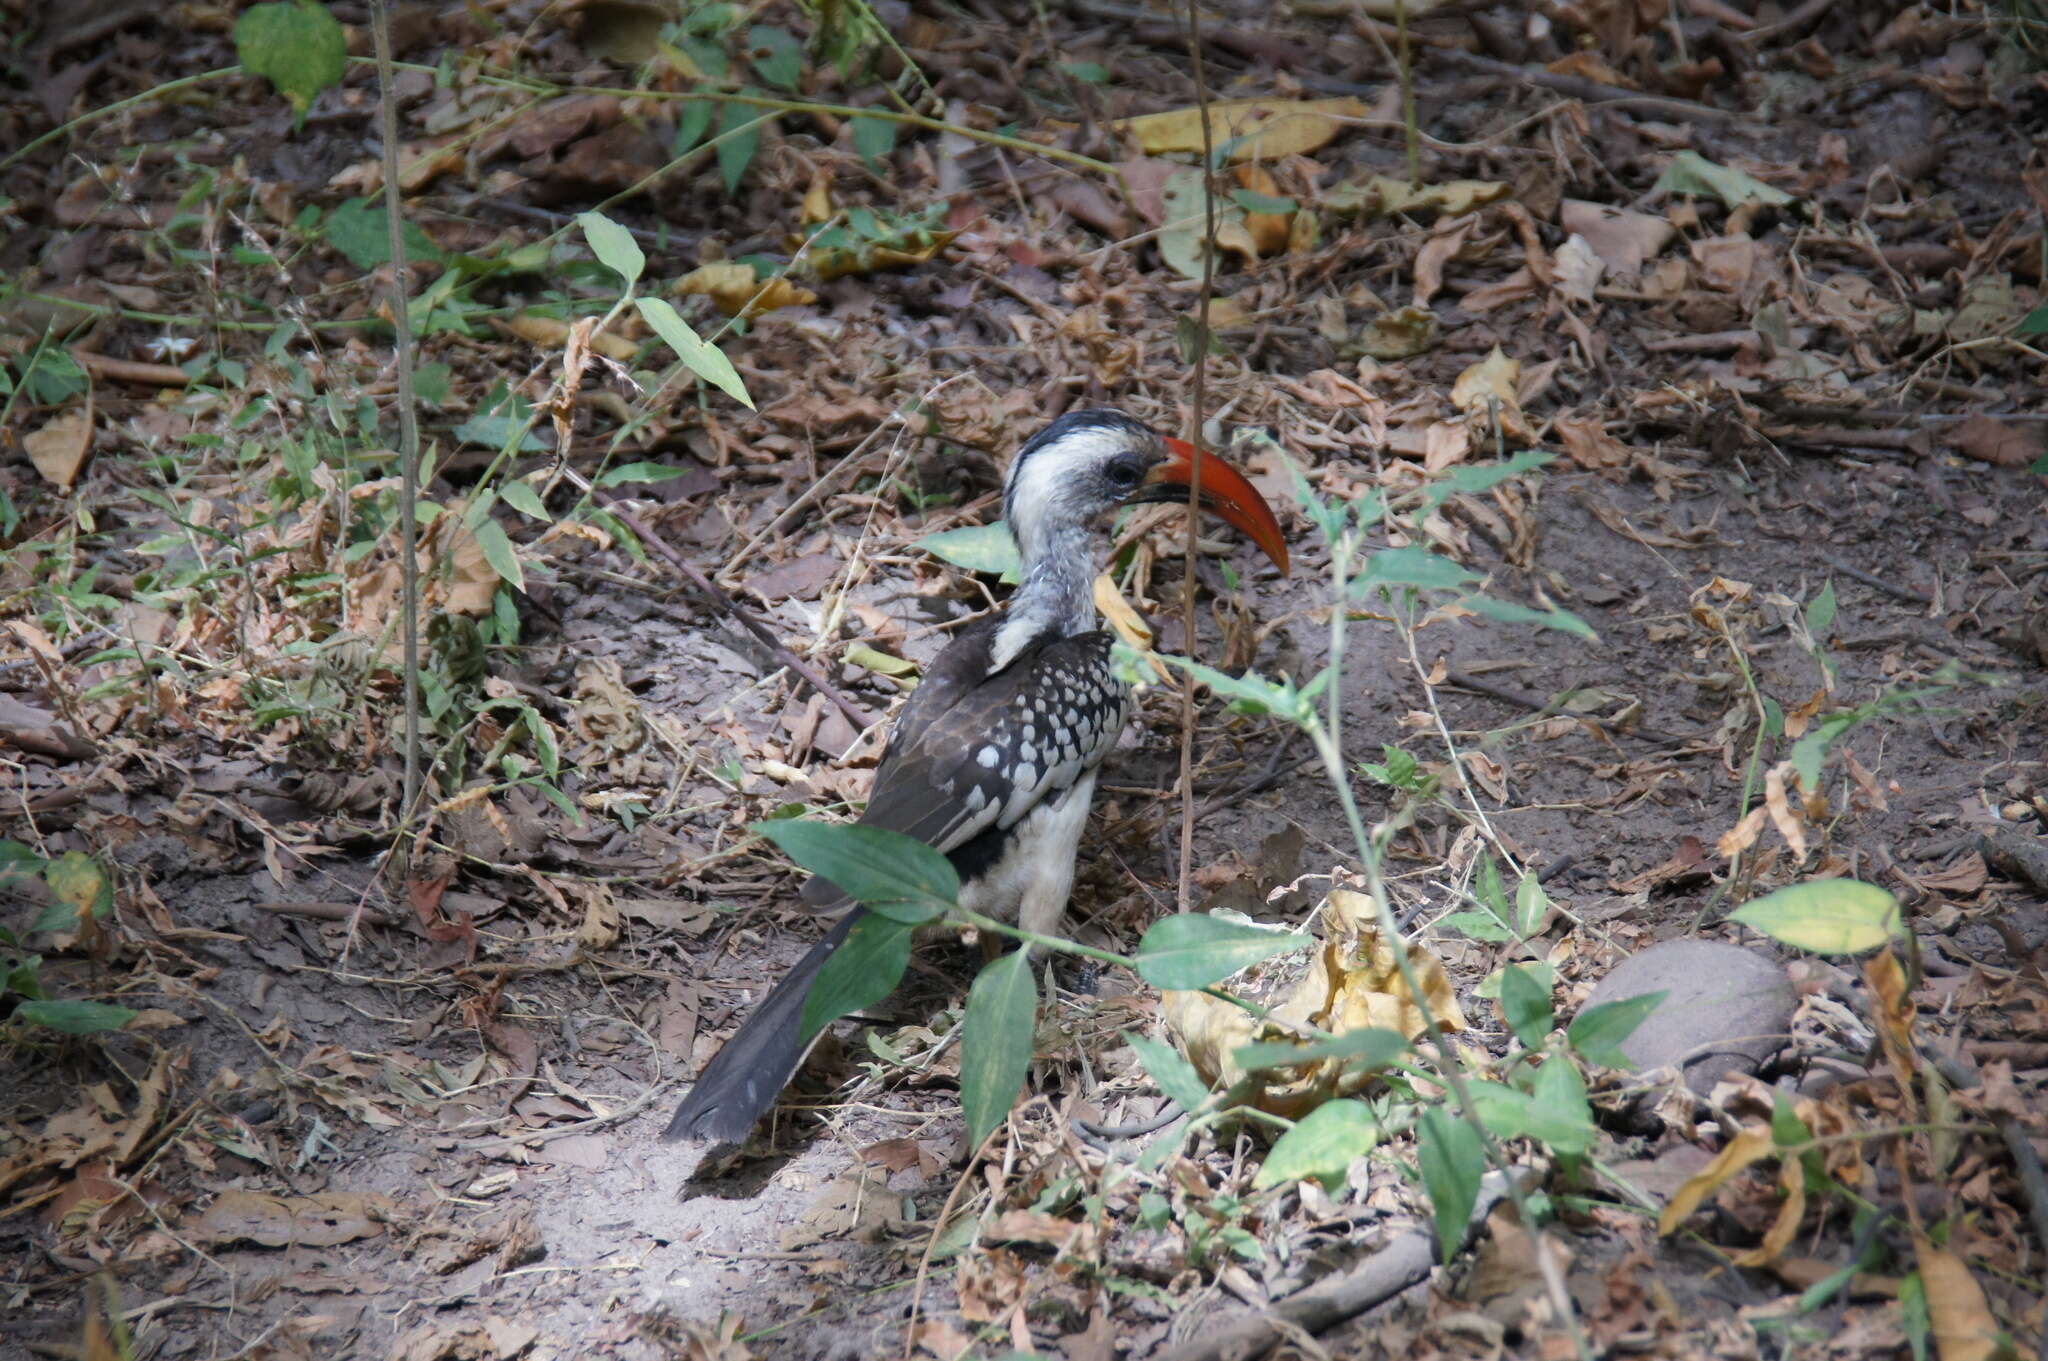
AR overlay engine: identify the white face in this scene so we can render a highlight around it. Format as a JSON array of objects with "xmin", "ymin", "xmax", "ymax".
[{"xmin": 1003, "ymin": 413, "xmax": 1159, "ymax": 558}]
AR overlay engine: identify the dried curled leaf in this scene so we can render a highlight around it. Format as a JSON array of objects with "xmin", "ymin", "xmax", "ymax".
[
  {"xmin": 1161, "ymin": 888, "xmax": 1466, "ymax": 1119},
  {"xmin": 675, "ymin": 262, "xmax": 818, "ymax": 317}
]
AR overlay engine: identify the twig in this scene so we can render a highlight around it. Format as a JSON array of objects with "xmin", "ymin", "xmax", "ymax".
[
  {"xmin": 370, "ymin": 0, "xmax": 424, "ymax": 868},
  {"xmin": 1440, "ymin": 669, "xmax": 1693, "ymax": 747},
  {"xmin": 1176, "ymin": 0, "xmax": 1217, "ymax": 917},
  {"xmin": 1819, "ymin": 554, "xmax": 1933, "ymax": 605},
  {"xmin": 584, "ymin": 486, "xmax": 878, "ymax": 732},
  {"xmin": 1439, "ymin": 49, "xmax": 1747, "ymax": 121}
]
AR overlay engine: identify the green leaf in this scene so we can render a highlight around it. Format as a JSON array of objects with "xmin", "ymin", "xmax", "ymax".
[
  {"xmin": 43, "ymin": 852, "xmax": 111, "ymax": 923},
  {"xmin": 234, "ymin": 0, "xmax": 346, "ymax": 118},
  {"xmin": 2016, "ymin": 305, "xmax": 2048, "ymax": 338},
  {"xmin": 598, "ymin": 461, "xmax": 694, "ymax": 487},
  {"xmin": 1527, "ymin": 1058, "xmax": 1595, "ymax": 1157},
  {"xmin": 1060, "ymin": 60, "xmax": 1110, "ymax": 84},
  {"xmin": 1416, "ymin": 1107, "xmax": 1482, "ymax": 1262},
  {"xmin": 468, "ymin": 516, "xmax": 525, "ymax": 594},
  {"xmin": 915, "ymin": 523, "xmax": 1021, "ymax": 581},
  {"xmin": 1729, "ymin": 879, "xmax": 1902, "ymax": 955},
  {"xmin": 1128, "ymin": 1033, "xmax": 1211, "ymax": 1113},
  {"xmin": 1230, "ymin": 188, "xmax": 1297, "ymax": 215},
  {"xmin": 674, "ymin": 98, "xmax": 715, "ymax": 155},
  {"xmin": 961, "ymin": 950, "xmax": 1037, "ymax": 1148},
  {"xmin": 1467, "ymin": 1075, "xmax": 1594, "ymax": 1157},
  {"xmin": 851, "ymin": 116, "xmax": 898, "ymax": 171},
  {"xmin": 15, "ymin": 999, "xmax": 137, "ymax": 1034},
  {"xmin": 1513, "ymin": 872, "xmax": 1552, "ymax": 938},
  {"xmin": 1788, "ymin": 710, "xmax": 1858, "ymax": 788},
  {"xmin": 1899, "ymin": 1270, "xmax": 1930, "ymax": 1361},
  {"xmin": 321, "ymin": 199, "xmax": 444, "ymax": 271},
  {"xmin": 1567, "ymin": 992, "xmax": 1665, "ymax": 1068},
  {"xmin": 578, "ymin": 211, "xmax": 644, "ymax": 288},
  {"xmin": 752, "ymin": 820, "xmax": 957, "ymax": 923},
  {"xmin": 1233, "ymin": 1027, "xmax": 1409, "ymax": 1073},
  {"xmin": 0, "ymin": 840, "xmax": 46, "ymax": 883},
  {"xmin": 635, "ymin": 298, "xmax": 755, "ymax": 409},
  {"xmin": 717, "ymin": 97, "xmax": 765, "ymax": 193},
  {"xmin": 1804, "ymin": 579, "xmax": 1837, "ymax": 639},
  {"xmin": 1457, "ymin": 595, "xmax": 1599, "ymax": 642},
  {"xmin": 1352, "ymin": 546, "xmax": 1479, "ymax": 595},
  {"xmin": 799, "ymin": 913, "xmax": 913, "ymax": 1044},
  {"xmin": 1253, "ymin": 1099, "xmax": 1379, "ymax": 1190},
  {"xmin": 499, "ymin": 480, "xmax": 549, "ymax": 521},
  {"xmin": 1132, "ymin": 915, "xmax": 1308, "ymax": 990},
  {"xmin": 1150, "ymin": 654, "xmax": 1317, "ymax": 725},
  {"xmin": 745, "ymin": 25, "xmax": 804, "ymax": 90},
  {"xmin": 1499, "ymin": 964, "xmax": 1552, "ymax": 1048},
  {"xmin": 1158, "ymin": 167, "xmax": 1250, "ymax": 280},
  {"xmin": 1652, "ymin": 150, "xmax": 1795, "ymax": 210}
]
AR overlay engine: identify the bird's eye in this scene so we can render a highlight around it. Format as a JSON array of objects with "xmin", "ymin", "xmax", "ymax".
[{"xmin": 1105, "ymin": 458, "xmax": 1142, "ymax": 488}]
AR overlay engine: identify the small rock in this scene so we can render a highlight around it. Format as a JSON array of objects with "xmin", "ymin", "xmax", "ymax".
[{"xmin": 1577, "ymin": 940, "xmax": 1793, "ymax": 1095}]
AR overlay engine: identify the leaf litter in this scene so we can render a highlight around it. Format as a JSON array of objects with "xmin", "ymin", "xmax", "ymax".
[{"xmin": 0, "ymin": 0, "xmax": 2044, "ymax": 1358}]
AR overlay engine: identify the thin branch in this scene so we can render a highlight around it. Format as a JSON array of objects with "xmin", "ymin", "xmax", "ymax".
[
  {"xmin": 370, "ymin": 0, "xmax": 424, "ymax": 866},
  {"xmin": 1177, "ymin": 0, "xmax": 1218, "ymax": 915}
]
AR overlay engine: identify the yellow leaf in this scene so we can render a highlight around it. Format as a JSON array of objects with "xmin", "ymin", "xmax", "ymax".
[
  {"xmin": 1118, "ymin": 97, "xmax": 1366, "ymax": 162},
  {"xmin": 1914, "ymin": 1236, "xmax": 2002, "ymax": 1361},
  {"xmin": 1162, "ymin": 887, "xmax": 1465, "ymax": 1120},
  {"xmin": 1658, "ymin": 1124, "xmax": 1776, "ymax": 1235},
  {"xmin": 1729, "ymin": 1157, "xmax": 1805, "ymax": 1268},
  {"xmin": 501, "ymin": 313, "xmax": 638, "ymax": 361},
  {"xmin": 675, "ymin": 262, "xmax": 818, "ymax": 317},
  {"xmin": 1095, "ymin": 574, "xmax": 1170, "ymax": 682},
  {"xmin": 1450, "ymin": 345, "xmax": 1535, "ymax": 444},
  {"xmin": 1329, "ymin": 174, "xmax": 1511, "ymax": 220},
  {"xmin": 1234, "ymin": 165, "xmax": 1293, "ymax": 255}
]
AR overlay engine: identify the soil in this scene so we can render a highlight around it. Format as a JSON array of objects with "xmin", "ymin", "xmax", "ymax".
[{"xmin": 1, "ymin": 1, "xmax": 2044, "ymax": 1359}]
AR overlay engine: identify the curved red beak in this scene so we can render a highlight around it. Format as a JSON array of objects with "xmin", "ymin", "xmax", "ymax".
[{"xmin": 1139, "ymin": 436, "xmax": 1290, "ymax": 576}]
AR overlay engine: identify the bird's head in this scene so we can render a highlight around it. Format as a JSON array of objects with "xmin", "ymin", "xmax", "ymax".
[{"xmin": 1002, "ymin": 409, "xmax": 1289, "ymax": 574}]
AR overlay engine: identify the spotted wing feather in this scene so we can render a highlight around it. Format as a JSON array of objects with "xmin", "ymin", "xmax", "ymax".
[{"xmin": 800, "ymin": 622, "xmax": 1126, "ymax": 907}]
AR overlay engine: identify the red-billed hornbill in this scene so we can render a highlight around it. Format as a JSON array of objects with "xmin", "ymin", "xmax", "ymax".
[{"xmin": 664, "ymin": 409, "xmax": 1288, "ymax": 1143}]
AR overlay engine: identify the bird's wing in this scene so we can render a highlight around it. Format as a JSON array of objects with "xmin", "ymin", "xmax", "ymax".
[{"xmin": 800, "ymin": 623, "xmax": 1126, "ymax": 906}]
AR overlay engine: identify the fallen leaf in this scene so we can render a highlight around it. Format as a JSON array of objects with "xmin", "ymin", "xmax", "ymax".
[
  {"xmin": 1560, "ymin": 199, "xmax": 1675, "ymax": 277},
  {"xmin": 1552, "ymin": 233, "xmax": 1605, "ymax": 304},
  {"xmin": 1326, "ymin": 174, "xmax": 1510, "ymax": 220},
  {"xmin": 1914, "ymin": 1236, "xmax": 2001, "ymax": 1361},
  {"xmin": 1117, "ymin": 96, "xmax": 1365, "ymax": 162},
  {"xmin": 676, "ymin": 262, "xmax": 818, "ymax": 317},
  {"xmin": 1451, "ymin": 346, "xmax": 1534, "ymax": 444},
  {"xmin": 25, "ymin": 407, "xmax": 94, "ymax": 489},
  {"xmin": 1948, "ymin": 414, "xmax": 2043, "ymax": 468}
]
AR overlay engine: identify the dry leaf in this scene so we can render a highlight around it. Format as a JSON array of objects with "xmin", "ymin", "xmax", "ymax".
[
  {"xmin": 676, "ymin": 262, "xmax": 818, "ymax": 317},
  {"xmin": 1162, "ymin": 888, "xmax": 1466, "ymax": 1120},
  {"xmin": 501, "ymin": 313, "xmax": 638, "ymax": 361},
  {"xmin": 1329, "ymin": 175, "xmax": 1510, "ymax": 219},
  {"xmin": 1560, "ymin": 199, "xmax": 1675, "ymax": 277},
  {"xmin": 1762, "ymin": 761, "xmax": 1808, "ymax": 861},
  {"xmin": 1118, "ymin": 96, "xmax": 1366, "ymax": 162},
  {"xmin": 26, "ymin": 407, "xmax": 94, "ymax": 489},
  {"xmin": 1552, "ymin": 233, "xmax": 1605, "ymax": 303},
  {"xmin": 1657, "ymin": 1123, "xmax": 1775, "ymax": 1233},
  {"xmin": 1232, "ymin": 164, "xmax": 1294, "ymax": 255},
  {"xmin": 1451, "ymin": 346, "xmax": 1534, "ymax": 444},
  {"xmin": 1913, "ymin": 1237, "xmax": 2002, "ymax": 1361}
]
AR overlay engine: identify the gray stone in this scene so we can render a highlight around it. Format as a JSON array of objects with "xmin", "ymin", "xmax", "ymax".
[{"xmin": 1577, "ymin": 940, "xmax": 1795, "ymax": 1095}]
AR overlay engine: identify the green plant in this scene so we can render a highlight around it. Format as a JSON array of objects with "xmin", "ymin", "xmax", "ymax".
[{"xmin": 0, "ymin": 842, "xmax": 136, "ymax": 1036}]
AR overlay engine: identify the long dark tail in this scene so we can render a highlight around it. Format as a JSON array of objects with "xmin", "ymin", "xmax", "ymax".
[{"xmin": 663, "ymin": 911, "xmax": 862, "ymax": 1143}]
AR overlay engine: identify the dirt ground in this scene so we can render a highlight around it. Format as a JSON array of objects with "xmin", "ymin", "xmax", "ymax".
[{"xmin": 2, "ymin": 1, "xmax": 2046, "ymax": 1358}]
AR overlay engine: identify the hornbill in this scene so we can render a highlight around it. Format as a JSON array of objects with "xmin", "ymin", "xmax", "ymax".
[{"xmin": 664, "ymin": 408, "xmax": 1289, "ymax": 1143}]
